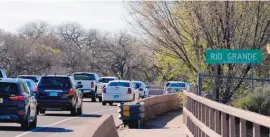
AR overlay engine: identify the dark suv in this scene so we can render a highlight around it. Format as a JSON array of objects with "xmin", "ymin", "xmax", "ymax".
[
  {"xmin": 0, "ymin": 78, "xmax": 38, "ymax": 130},
  {"xmin": 35, "ymin": 75, "xmax": 83, "ymax": 116}
]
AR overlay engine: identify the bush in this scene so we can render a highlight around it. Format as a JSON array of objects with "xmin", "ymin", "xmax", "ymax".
[
  {"xmin": 233, "ymin": 87, "xmax": 270, "ymax": 116},
  {"xmin": 177, "ymin": 93, "xmax": 184, "ymax": 107}
]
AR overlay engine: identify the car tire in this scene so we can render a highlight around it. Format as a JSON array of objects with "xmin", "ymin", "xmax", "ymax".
[
  {"xmin": 98, "ymin": 97, "xmax": 102, "ymax": 102},
  {"xmin": 21, "ymin": 110, "xmax": 30, "ymax": 130},
  {"xmin": 102, "ymin": 102, "xmax": 106, "ymax": 106},
  {"xmin": 71, "ymin": 105, "xmax": 77, "ymax": 116},
  {"xmin": 39, "ymin": 109, "xmax": 45, "ymax": 115},
  {"xmin": 109, "ymin": 102, "xmax": 113, "ymax": 106},
  {"xmin": 30, "ymin": 111, "xmax": 37, "ymax": 129},
  {"xmin": 91, "ymin": 96, "xmax": 96, "ymax": 102},
  {"xmin": 77, "ymin": 103, "xmax": 83, "ymax": 115}
]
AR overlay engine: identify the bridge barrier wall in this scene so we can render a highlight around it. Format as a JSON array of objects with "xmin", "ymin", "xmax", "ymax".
[
  {"xmin": 84, "ymin": 115, "xmax": 119, "ymax": 137},
  {"xmin": 134, "ymin": 94, "xmax": 181, "ymax": 119},
  {"xmin": 183, "ymin": 88, "xmax": 270, "ymax": 137}
]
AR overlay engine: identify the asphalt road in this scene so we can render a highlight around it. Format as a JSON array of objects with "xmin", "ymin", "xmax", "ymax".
[{"xmin": 0, "ymin": 99, "xmax": 119, "ymax": 137}]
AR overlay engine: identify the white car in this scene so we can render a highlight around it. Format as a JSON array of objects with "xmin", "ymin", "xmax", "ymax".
[
  {"xmin": 102, "ymin": 80, "xmax": 136, "ymax": 106},
  {"xmin": 96, "ymin": 77, "xmax": 119, "ymax": 101},
  {"xmin": 17, "ymin": 75, "xmax": 41, "ymax": 84},
  {"xmin": 164, "ymin": 81, "xmax": 187, "ymax": 94},
  {"xmin": 72, "ymin": 72, "xmax": 100, "ymax": 102},
  {"xmin": 132, "ymin": 81, "xmax": 149, "ymax": 98}
]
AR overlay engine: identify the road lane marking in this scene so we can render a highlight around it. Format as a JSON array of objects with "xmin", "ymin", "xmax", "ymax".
[{"xmin": 15, "ymin": 108, "xmax": 117, "ymax": 137}]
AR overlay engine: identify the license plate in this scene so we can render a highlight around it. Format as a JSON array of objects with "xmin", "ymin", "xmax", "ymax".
[
  {"xmin": 114, "ymin": 95, "xmax": 119, "ymax": 99},
  {"xmin": 0, "ymin": 98, "xmax": 3, "ymax": 103},
  {"xmin": 49, "ymin": 92, "xmax": 58, "ymax": 96}
]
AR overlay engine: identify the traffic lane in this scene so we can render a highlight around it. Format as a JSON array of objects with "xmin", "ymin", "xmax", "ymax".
[{"xmin": 0, "ymin": 99, "xmax": 118, "ymax": 137}]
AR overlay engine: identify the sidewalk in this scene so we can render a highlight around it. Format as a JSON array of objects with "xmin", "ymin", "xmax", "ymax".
[{"xmin": 118, "ymin": 110, "xmax": 187, "ymax": 137}]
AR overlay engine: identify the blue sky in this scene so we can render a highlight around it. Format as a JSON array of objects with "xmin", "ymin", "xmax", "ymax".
[{"xmin": 0, "ymin": 0, "xmax": 128, "ymax": 33}]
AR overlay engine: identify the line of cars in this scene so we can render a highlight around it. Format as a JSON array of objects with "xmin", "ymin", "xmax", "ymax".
[{"xmin": 0, "ymin": 69, "xmax": 150, "ymax": 130}]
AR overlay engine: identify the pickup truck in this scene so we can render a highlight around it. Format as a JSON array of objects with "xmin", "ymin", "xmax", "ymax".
[
  {"xmin": 72, "ymin": 72, "xmax": 100, "ymax": 102},
  {"xmin": 96, "ymin": 77, "xmax": 118, "ymax": 102}
]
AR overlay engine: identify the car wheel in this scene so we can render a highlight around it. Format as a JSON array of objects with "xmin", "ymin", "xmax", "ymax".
[
  {"xmin": 109, "ymin": 102, "xmax": 113, "ymax": 106},
  {"xmin": 77, "ymin": 103, "xmax": 83, "ymax": 115},
  {"xmin": 21, "ymin": 110, "xmax": 30, "ymax": 130},
  {"xmin": 71, "ymin": 104, "xmax": 77, "ymax": 116},
  {"xmin": 39, "ymin": 108, "xmax": 45, "ymax": 115},
  {"xmin": 98, "ymin": 97, "xmax": 102, "ymax": 102},
  {"xmin": 30, "ymin": 111, "xmax": 37, "ymax": 128},
  {"xmin": 91, "ymin": 96, "xmax": 97, "ymax": 102},
  {"xmin": 102, "ymin": 102, "xmax": 106, "ymax": 106}
]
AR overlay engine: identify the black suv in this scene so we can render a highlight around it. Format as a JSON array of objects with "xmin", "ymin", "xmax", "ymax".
[
  {"xmin": 35, "ymin": 75, "xmax": 83, "ymax": 116},
  {"xmin": 0, "ymin": 78, "xmax": 38, "ymax": 130}
]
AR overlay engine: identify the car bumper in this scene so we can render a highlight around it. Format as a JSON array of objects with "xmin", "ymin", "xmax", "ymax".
[
  {"xmin": 0, "ymin": 115, "xmax": 21, "ymax": 123},
  {"xmin": 38, "ymin": 100, "xmax": 73, "ymax": 110},
  {"xmin": 102, "ymin": 94, "xmax": 134, "ymax": 102}
]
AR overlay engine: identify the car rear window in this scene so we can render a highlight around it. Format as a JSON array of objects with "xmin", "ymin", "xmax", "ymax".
[
  {"xmin": 18, "ymin": 76, "xmax": 37, "ymax": 82},
  {"xmin": 0, "ymin": 82, "xmax": 19, "ymax": 95},
  {"xmin": 169, "ymin": 83, "xmax": 186, "ymax": 88},
  {"xmin": 133, "ymin": 82, "xmax": 141, "ymax": 89},
  {"xmin": 38, "ymin": 77, "xmax": 71, "ymax": 88},
  {"xmin": 108, "ymin": 82, "xmax": 130, "ymax": 87},
  {"xmin": 165, "ymin": 82, "xmax": 170, "ymax": 87},
  {"xmin": 74, "ymin": 74, "xmax": 95, "ymax": 80},
  {"xmin": 100, "ymin": 78, "xmax": 115, "ymax": 83}
]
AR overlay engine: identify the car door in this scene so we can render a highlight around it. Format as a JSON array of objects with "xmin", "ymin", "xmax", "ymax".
[{"xmin": 21, "ymin": 82, "xmax": 36, "ymax": 118}]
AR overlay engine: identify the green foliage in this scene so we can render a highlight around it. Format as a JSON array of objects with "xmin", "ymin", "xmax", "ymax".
[{"xmin": 233, "ymin": 87, "xmax": 270, "ymax": 116}]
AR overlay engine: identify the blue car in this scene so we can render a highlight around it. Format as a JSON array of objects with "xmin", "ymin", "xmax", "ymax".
[
  {"xmin": 35, "ymin": 75, "xmax": 83, "ymax": 116},
  {"xmin": 0, "ymin": 78, "xmax": 38, "ymax": 130}
]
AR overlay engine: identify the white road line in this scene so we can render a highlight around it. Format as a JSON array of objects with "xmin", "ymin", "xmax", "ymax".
[{"xmin": 15, "ymin": 108, "xmax": 117, "ymax": 137}]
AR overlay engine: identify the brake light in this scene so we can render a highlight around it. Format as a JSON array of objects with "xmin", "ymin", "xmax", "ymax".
[
  {"xmin": 34, "ymin": 86, "xmax": 38, "ymax": 93},
  {"xmin": 102, "ymin": 87, "xmax": 106, "ymax": 93},
  {"xmin": 10, "ymin": 96, "xmax": 25, "ymax": 101},
  {"xmin": 127, "ymin": 88, "xmax": 132, "ymax": 94},
  {"xmin": 91, "ymin": 82, "xmax": 94, "ymax": 88},
  {"xmin": 139, "ymin": 88, "xmax": 143, "ymax": 91},
  {"xmin": 69, "ymin": 88, "xmax": 75, "ymax": 96}
]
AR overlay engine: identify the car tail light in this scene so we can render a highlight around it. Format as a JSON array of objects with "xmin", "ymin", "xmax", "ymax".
[
  {"xmin": 102, "ymin": 87, "xmax": 106, "ymax": 93},
  {"xmin": 34, "ymin": 86, "xmax": 38, "ymax": 93},
  {"xmin": 127, "ymin": 88, "xmax": 132, "ymax": 94},
  {"xmin": 91, "ymin": 82, "xmax": 94, "ymax": 88},
  {"xmin": 139, "ymin": 88, "xmax": 143, "ymax": 91},
  {"xmin": 10, "ymin": 96, "xmax": 25, "ymax": 101},
  {"xmin": 69, "ymin": 88, "xmax": 75, "ymax": 96}
]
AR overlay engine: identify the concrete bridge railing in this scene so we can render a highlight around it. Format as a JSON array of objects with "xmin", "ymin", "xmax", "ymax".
[{"xmin": 183, "ymin": 88, "xmax": 270, "ymax": 137}]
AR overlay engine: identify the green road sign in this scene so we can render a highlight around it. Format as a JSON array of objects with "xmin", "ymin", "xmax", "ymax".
[{"xmin": 206, "ymin": 50, "xmax": 262, "ymax": 64}]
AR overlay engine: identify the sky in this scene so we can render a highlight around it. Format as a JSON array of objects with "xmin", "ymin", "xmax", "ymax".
[{"xmin": 0, "ymin": 0, "xmax": 128, "ymax": 33}]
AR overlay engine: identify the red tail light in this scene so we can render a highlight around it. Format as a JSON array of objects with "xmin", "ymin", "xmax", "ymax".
[
  {"xmin": 102, "ymin": 87, "xmax": 106, "ymax": 93},
  {"xmin": 91, "ymin": 82, "xmax": 94, "ymax": 88},
  {"xmin": 10, "ymin": 96, "xmax": 25, "ymax": 101},
  {"xmin": 127, "ymin": 88, "xmax": 132, "ymax": 94},
  {"xmin": 69, "ymin": 88, "xmax": 75, "ymax": 96},
  {"xmin": 34, "ymin": 86, "xmax": 38, "ymax": 93}
]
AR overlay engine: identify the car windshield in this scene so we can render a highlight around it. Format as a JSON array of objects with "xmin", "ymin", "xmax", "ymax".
[
  {"xmin": 18, "ymin": 76, "xmax": 37, "ymax": 82},
  {"xmin": 0, "ymin": 82, "xmax": 19, "ymax": 95},
  {"xmin": 169, "ymin": 83, "xmax": 186, "ymax": 88},
  {"xmin": 25, "ymin": 81, "xmax": 35, "ymax": 89},
  {"xmin": 108, "ymin": 82, "xmax": 130, "ymax": 87},
  {"xmin": 99, "ymin": 78, "xmax": 115, "ymax": 83},
  {"xmin": 74, "ymin": 74, "xmax": 95, "ymax": 80},
  {"xmin": 38, "ymin": 77, "xmax": 71, "ymax": 88},
  {"xmin": 132, "ymin": 82, "xmax": 141, "ymax": 89}
]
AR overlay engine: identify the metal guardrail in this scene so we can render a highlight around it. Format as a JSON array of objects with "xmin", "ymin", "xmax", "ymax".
[{"xmin": 118, "ymin": 102, "xmax": 145, "ymax": 129}]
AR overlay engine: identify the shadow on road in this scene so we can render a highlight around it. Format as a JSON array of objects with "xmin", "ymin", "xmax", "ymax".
[
  {"xmin": 0, "ymin": 126, "xmax": 23, "ymax": 131},
  {"xmin": 33, "ymin": 127, "xmax": 73, "ymax": 133},
  {"xmin": 79, "ymin": 114, "xmax": 101, "ymax": 118},
  {"xmin": 42, "ymin": 113, "xmax": 72, "ymax": 117}
]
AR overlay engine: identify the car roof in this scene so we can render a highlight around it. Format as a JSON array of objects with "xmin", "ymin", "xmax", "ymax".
[
  {"xmin": 169, "ymin": 81, "xmax": 186, "ymax": 84},
  {"xmin": 0, "ymin": 78, "xmax": 24, "ymax": 83},
  {"xmin": 20, "ymin": 78, "xmax": 35, "ymax": 82},
  {"xmin": 41, "ymin": 75, "xmax": 71, "ymax": 78},
  {"xmin": 100, "ymin": 77, "xmax": 117, "ymax": 79},
  {"xmin": 18, "ymin": 75, "xmax": 40, "ymax": 77},
  {"xmin": 73, "ymin": 72, "xmax": 97, "ymax": 74},
  {"xmin": 109, "ymin": 80, "xmax": 130, "ymax": 83},
  {"xmin": 132, "ymin": 81, "xmax": 144, "ymax": 83}
]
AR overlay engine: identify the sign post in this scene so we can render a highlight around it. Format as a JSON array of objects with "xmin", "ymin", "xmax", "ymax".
[{"xmin": 205, "ymin": 49, "xmax": 262, "ymax": 94}]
